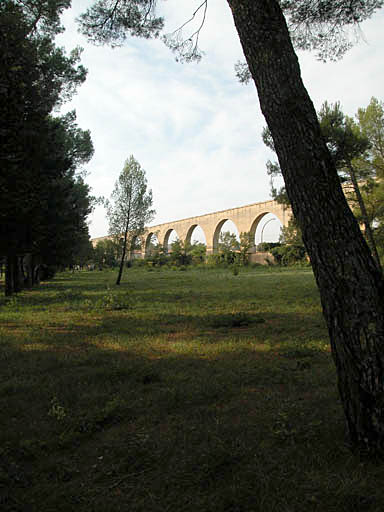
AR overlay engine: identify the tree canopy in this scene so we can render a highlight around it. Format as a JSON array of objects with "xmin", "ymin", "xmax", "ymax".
[
  {"xmin": 264, "ymin": 99, "xmax": 384, "ymax": 267},
  {"xmin": 78, "ymin": 0, "xmax": 384, "ymax": 62},
  {"xmin": 0, "ymin": 0, "xmax": 94, "ymax": 294}
]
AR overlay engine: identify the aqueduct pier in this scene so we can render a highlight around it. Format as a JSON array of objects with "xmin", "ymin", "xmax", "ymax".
[{"xmin": 92, "ymin": 199, "xmax": 292, "ymax": 259}]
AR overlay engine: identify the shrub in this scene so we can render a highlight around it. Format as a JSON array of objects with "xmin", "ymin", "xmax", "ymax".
[
  {"xmin": 270, "ymin": 244, "xmax": 308, "ymax": 266},
  {"xmin": 131, "ymin": 258, "xmax": 146, "ymax": 267}
]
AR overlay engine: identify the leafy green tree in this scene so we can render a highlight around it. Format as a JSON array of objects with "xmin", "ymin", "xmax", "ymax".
[
  {"xmin": 11, "ymin": 0, "xmax": 71, "ymax": 37},
  {"xmin": 169, "ymin": 239, "xmax": 192, "ymax": 267},
  {"xmin": 72, "ymin": 238, "xmax": 94, "ymax": 268},
  {"xmin": 257, "ymin": 241, "xmax": 280, "ymax": 252},
  {"xmin": 145, "ymin": 234, "xmax": 160, "ymax": 257},
  {"xmin": 270, "ymin": 244, "xmax": 307, "ymax": 266},
  {"xmin": 218, "ymin": 231, "xmax": 239, "ymax": 265},
  {"xmin": 318, "ymin": 102, "xmax": 381, "ymax": 268},
  {"xmin": 107, "ymin": 156, "xmax": 155, "ymax": 285},
  {"xmin": 18, "ymin": 112, "xmax": 94, "ymax": 285},
  {"xmin": 189, "ymin": 242, "xmax": 207, "ymax": 265},
  {"xmin": 357, "ymin": 97, "xmax": 384, "ymax": 178},
  {"xmin": 0, "ymin": 1, "xmax": 90, "ymax": 294},
  {"xmin": 355, "ymin": 98, "xmax": 384, "ymax": 260},
  {"xmin": 167, "ymin": 239, "xmax": 206, "ymax": 266},
  {"xmin": 93, "ymin": 239, "xmax": 120, "ymax": 268},
  {"xmin": 78, "ymin": 0, "xmax": 384, "ymax": 454},
  {"xmin": 239, "ymin": 232, "xmax": 253, "ymax": 265},
  {"xmin": 278, "ymin": 219, "xmax": 301, "ymax": 246},
  {"xmin": 264, "ymin": 101, "xmax": 381, "ymax": 266},
  {"xmin": 146, "ymin": 243, "xmax": 168, "ymax": 267}
]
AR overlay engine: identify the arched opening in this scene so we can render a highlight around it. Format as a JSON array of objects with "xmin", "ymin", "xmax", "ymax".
[
  {"xmin": 184, "ymin": 225, "xmax": 207, "ymax": 264},
  {"xmin": 163, "ymin": 229, "xmax": 179, "ymax": 253},
  {"xmin": 129, "ymin": 235, "xmax": 142, "ymax": 260},
  {"xmin": 185, "ymin": 225, "xmax": 207, "ymax": 246},
  {"xmin": 145, "ymin": 232, "xmax": 159, "ymax": 257},
  {"xmin": 213, "ymin": 219, "xmax": 240, "ymax": 253},
  {"xmin": 252, "ymin": 213, "xmax": 283, "ymax": 249}
]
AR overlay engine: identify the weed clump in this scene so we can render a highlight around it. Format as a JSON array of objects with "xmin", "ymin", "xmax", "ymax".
[{"xmin": 84, "ymin": 287, "xmax": 133, "ymax": 311}]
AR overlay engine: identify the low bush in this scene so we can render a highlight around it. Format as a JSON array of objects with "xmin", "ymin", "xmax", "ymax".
[{"xmin": 270, "ymin": 244, "xmax": 308, "ymax": 266}]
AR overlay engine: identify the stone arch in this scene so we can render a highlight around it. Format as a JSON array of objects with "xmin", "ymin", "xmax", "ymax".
[
  {"xmin": 163, "ymin": 228, "xmax": 179, "ymax": 253},
  {"xmin": 249, "ymin": 213, "xmax": 267, "ymax": 241},
  {"xmin": 250, "ymin": 212, "xmax": 283, "ymax": 246},
  {"xmin": 185, "ymin": 224, "xmax": 207, "ymax": 245},
  {"xmin": 213, "ymin": 219, "xmax": 240, "ymax": 253},
  {"xmin": 250, "ymin": 209, "xmax": 286, "ymax": 233},
  {"xmin": 129, "ymin": 234, "xmax": 143, "ymax": 260},
  {"xmin": 144, "ymin": 232, "xmax": 159, "ymax": 257}
]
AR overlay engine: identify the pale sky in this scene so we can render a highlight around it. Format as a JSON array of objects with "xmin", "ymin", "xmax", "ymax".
[{"xmin": 56, "ymin": 1, "xmax": 384, "ymax": 243}]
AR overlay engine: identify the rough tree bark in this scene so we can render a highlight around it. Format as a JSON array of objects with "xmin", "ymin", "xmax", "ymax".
[{"xmin": 227, "ymin": 0, "xmax": 384, "ymax": 453}]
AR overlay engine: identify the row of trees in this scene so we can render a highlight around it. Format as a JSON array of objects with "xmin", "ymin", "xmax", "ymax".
[
  {"xmin": 92, "ymin": 237, "xmax": 206, "ymax": 269},
  {"xmin": 92, "ymin": 230, "xmax": 275, "ymax": 270},
  {"xmin": 0, "ymin": 1, "xmax": 95, "ymax": 295}
]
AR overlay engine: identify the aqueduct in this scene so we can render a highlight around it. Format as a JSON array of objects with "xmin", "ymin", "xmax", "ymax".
[{"xmin": 92, "ymin": 199, "xmax": 292, "ymax": 260}]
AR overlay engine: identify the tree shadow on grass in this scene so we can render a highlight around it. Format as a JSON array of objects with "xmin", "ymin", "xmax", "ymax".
[{"xmin": 1, "ymin": 333, "xmax": 377, "ymax": 512}]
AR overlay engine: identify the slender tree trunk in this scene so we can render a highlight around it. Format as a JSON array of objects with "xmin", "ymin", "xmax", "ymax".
[
  {"xmin": 29, "ymin": 254, "xmax": 35, "ymax": 287},
  {"xmin": 13, "ymin": 255, "xmax": 22, "ymax": 293},
  {"xmin": 116, "ymin": 228, "xmax": 129, "ymax": 285},
  {"xmin": 4, "ymin": 254, "xmax": 22, "ymax": 295},
  {"xmin": 116, "ymin": 194, "xmax": 132, "ymax": 285},
  {"xmin": 31, "ymin": 255, "xmax": 40, "ymax": 286},
  {"xmin": 23, "ymin": 253, "xmax": 36, "ymax": 288},
  {"xmin": 347, "ymin": 161, "xmax": 382, "ymax": 271},
  {"xmin": 5, "ymin": 255, "xmax": 14, "ymax": 296},
  {"xmin": 228, "ymin": 0, "xmax": 384, "ymax": 453},
  {"xmin": 34, "ymin": 264, "xmax": 41, "ymax": 286}
]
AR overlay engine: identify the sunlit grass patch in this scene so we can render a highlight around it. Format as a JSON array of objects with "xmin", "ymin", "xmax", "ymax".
[{"xmin": 21, "ymin": 343, "xmax": 54, "ymax": 352}]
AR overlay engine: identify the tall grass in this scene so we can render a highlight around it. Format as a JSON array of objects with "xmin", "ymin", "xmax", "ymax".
[{"xmin": 0, "ymin": 267, "xmax": 383, "ymax": 511}]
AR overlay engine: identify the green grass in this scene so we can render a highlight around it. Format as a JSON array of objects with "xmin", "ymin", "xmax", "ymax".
[{"xmin": 0, "ymin": 267, "xmax": 383, "ymax": 511}]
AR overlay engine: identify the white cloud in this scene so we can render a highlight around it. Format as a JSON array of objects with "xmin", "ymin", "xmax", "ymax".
[{"xmin": 56, "ymin": 2, "xmax": 384, "ymax": 239}]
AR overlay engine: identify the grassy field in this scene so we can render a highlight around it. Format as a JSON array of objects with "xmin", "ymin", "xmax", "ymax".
[{"xmin": 1, "ymin": 266, "xmax": 384, "ymax": 511}]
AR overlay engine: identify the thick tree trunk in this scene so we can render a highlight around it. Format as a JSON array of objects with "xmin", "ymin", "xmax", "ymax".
[{"xmin": 227, "ymin": 0, "xmax": 384, "ymax": 453}]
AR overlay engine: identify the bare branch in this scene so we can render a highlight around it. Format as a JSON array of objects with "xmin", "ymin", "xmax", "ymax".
[{"xmin": 162, "ymin": 0, "xmax": 208, "ymax": 63}]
